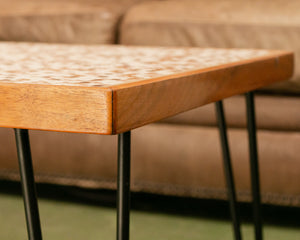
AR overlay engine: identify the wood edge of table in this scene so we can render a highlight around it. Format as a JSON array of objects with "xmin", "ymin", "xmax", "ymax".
[
  {"xmin": 0, "ymin": 84, "xmax": 114, "ymax": 135},
  {"xmin": 110, "ymin": 51, "xmax": 294, "ymax": 134},
  {"xmin": 0, "ymin": 50, "xmax": 293, "ymax": 135}
]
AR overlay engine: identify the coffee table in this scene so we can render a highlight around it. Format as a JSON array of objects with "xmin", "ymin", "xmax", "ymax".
[{"xmin": 0, "ymin": 42, "xmax": 293, "ymax": 240}]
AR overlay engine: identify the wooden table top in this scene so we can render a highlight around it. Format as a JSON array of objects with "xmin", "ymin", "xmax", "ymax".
[{"xmin": 0, "ymin": 42, "xmax": 293, "ymax": 134}]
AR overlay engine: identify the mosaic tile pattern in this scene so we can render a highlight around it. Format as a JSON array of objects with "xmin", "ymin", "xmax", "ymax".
[{"xmin": 0, "ymin": 42, "xmax": 272, "ymax": 87}]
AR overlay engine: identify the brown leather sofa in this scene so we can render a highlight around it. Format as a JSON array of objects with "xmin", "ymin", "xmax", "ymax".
[{"xmin": 0, "ymin": 0, "xmax": 299, "ymax": 206}]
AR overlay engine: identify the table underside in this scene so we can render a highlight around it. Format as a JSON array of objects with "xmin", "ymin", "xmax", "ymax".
[{"xmin": 0, "ymin": 42, "xmax": 293, "ymax": 134}]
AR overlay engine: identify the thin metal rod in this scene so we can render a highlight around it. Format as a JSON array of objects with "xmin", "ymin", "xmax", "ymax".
[
  {"xmin": 215, "ymin": 101, "xmax": 242, "ymax": 240},
  {"xmin": 117, "ymin": 131, "xmax": 131, "ymax": 240},
  {"xmin": 14, "ymin": 129, "xmax": 42, "ymax": 240},
  {"xmin": 245, "ymin": 92, "xmax": 263, "ymax": 240}
]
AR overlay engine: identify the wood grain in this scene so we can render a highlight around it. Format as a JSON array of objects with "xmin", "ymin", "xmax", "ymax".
[
  {"xmin": 0, "ymin": 84, "xmax": 112, "ymax": 134},
  {"xmin": 0, "ymin": 42, "xmax": 293, "ymax": 134},
  {"xmin": 111, "ymin": 52, "xmax": 293, "ymax": 134}
]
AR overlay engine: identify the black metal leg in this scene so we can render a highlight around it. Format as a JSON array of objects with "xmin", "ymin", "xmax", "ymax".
[
  {"xmin": 245, "ymin": 92, "xmax": 263, "ymax": 240},
  {"xmin": 117, "ymin": 131, "xmax": 131, "ymax": 240},
  {"xmin": 215, "ymin": 101, "xmax": 242, "ymax": 240},
  {"xmin": 14, "ymin": 129, "xmax": 42, "ymax": 240}
]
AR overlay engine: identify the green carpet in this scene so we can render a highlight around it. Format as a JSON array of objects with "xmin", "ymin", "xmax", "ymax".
[{"xmin": 1, "ymin": 191, "xmax": 299, "ymax": 240}]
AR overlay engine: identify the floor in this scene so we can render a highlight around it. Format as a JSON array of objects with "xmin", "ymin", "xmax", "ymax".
[{"xmin": 0, "ymin": 181, "xmax": 299, "ymax": 240}]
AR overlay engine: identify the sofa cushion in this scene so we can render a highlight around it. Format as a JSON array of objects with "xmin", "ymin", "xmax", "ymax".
[
  {"xmin": 161, "ymin": 94, "xmax": 300, "ymax": 132},
  {"xmin": 0, "ymin": 0, "xmax": 145, "ymax": 44},
  {"xmin": 120, "ymin": 0, "xmax": 300, "ymax": 94}
]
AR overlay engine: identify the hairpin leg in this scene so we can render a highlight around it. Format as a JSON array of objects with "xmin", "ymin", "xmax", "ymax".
[
  {"xmin": 14, "ymin": 129, "xmax": 43, "ymax": 240},
  {"xmin": 117, "ymin": 131, "xmax": 131, "ymax": 240},
  {"xmin": 215, "ymin": 101, "xmax": 242, "ymax": 240},
  {"xmin": 245, "ymin": 92, "xmax": 263, "ymax": 240}
]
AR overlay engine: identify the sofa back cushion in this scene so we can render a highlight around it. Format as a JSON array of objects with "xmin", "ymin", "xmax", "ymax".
[
  {"xmin": 0, "ymin": 0, "xmax": 147, "ymax": 44},
  {"xmin": 120, "ymin": 0, "xmax": 300, "ymax": 94}
]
